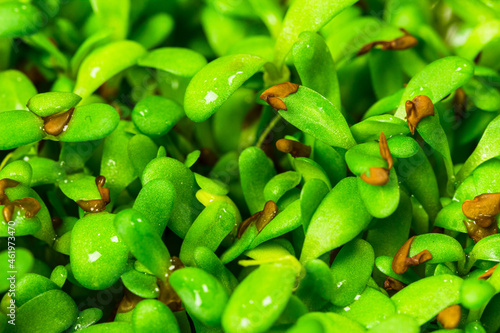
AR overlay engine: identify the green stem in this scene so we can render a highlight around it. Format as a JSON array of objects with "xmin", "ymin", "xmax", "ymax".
[{"xmin": 256, "ymin": 114, "xmax": 283, "ymax": 148}]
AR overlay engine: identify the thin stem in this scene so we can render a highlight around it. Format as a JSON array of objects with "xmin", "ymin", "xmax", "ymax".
[{"xmin": 256, "ymin": 114, "xmax": 282, "ymax": 149}]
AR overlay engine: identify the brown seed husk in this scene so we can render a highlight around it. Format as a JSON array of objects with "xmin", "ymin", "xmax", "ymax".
[
  {"xmin": 462, "ymin": 193, "xmax": 500, "ymax": 228},
  {"xmin": 276, "ymin": 139, "xmax": 311, "ymax": 158},
  {"xmin": 393, "ymin": 237, "xmax": 415, "ymax": 274},
  {"xmin": 0, "ymin": 179, "xmax": 20, "ymax": 204},
  {"xmin": 384, "ymin": 276, "xmax": 406, "ymax": 291},
  {"xmin": 405, "ymin": 249, "xmax": 432, "ymax": 267},
  {"xmin": 392, "ymin": 236, "xmax": 433, "ymax": 274},
  {"xmin": 357, "ymin": 30, "xmax": 418, "ymax": 56},
  {"xmin": 237, "ymin": 200, "xmax": 279, "ymax": 238},
  {"xmin": 463, "ymin": 219, "xmax": 497, "ymax": 243},
  {"xmin": 255, "ymin": 200, "xmax": 278, "ymax": 232},
  {"xmin": 76, "ymin": 176, "xmax": 110, "ymax": 213},
  {"xmin": 453, "ymin": 88, "xmax": 467, "ymax": 120},
  {"xmin": 117, "ymin": 289, "xmax": 145, "ymax": 313},
  {"xmin": 361, "ymin": 132, "xmax": 393, "ymax": 186},
  {"xmin": 405, "ymin": 95, "xmax": 435, "ymax": 135},
  {"xmin": 478, "ymin": 264, "xmax": 498, "ymax": 280},
  {"xmin": 43, "ymin": 107, "xmax": 74, "ymax": 136},
  {"xmin": 378, "ymin": 132, "xmax": 393, "ymax": 170},
  {"xmin": 158, "ymin": 256, "xmax": 185, "ymax": 312},
  {"xmin": 360, "ymin": 167, "xmax": 390, "ymax": 186},
  {"xmin": 260, "ymin": 82, "xmax": 300, "ymax": 111},
  {"xmin": 237, "ymin": 211, "xmax": 261, "ymax": 239},
  {"xmin": 3, "ymin": 197, "xmax": 41, "ymax": 222},
  {"xmin": 95, "ymin": 175, "xmax": 110, "ymax": 205},
  {"xmin": 437, "ymin": 305, "xmax": 461, "ymax": 329}
]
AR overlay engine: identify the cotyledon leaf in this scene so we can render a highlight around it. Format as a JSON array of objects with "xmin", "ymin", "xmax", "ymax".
[
  {"xmin": 273, "ymin": 85, "xmax": 356, "ymax": 149},
  {"xmin": 391, "ymin": 274, "xmax": 463, "ymax": 325},
  {"xmin": 90, "ymin": 0, "xmax": 129, "ymax": 40},
  {"xmin": 300, "ymin": 177, "xmax": 372, "ymax": 263},
  {"xmin": 330, "ymin": 239, "xmax": 375, "ymax": 307},
  {"xmin": 0, "ymin": 70, "xmax": 37, "ymax": 112},
  {"xmin": 394, "ymin": 56, "xmax": 474, "ymax": 119},
  {"xmin": 138, "ymin": 47, "xmax": 207, "ymax": 77},
  {"xmin": 70, "ymin": 212, "xmax": 129, "ymax": 290},
  {"xmin": 0, "ymin": 2, "xmax": 42, "ymax": 38},
  {"xmin": 222, "ymin": 264, "xmax": 296, "ymax": 333},
  {"xmin": 357, "ymin": 168, "xmax": 400, "ymax": 219},
  {"xmin": 292, "ymin": 31, "xmax": 341, "ymax": 110},
  {"xmin": 114, "ymin": 209, "xmax": 171, "ymax": 280},
  {"xmin": 456, "ymin": 114, "xmax": 500, "ymax": 183},
  {"xmin": 274, "ymin": 0, "xmax": 358, "ymax": 67},
  {"xmin": 239, "ymin": 146, "xmax": 276, "ymax": 214},
  {"xmin": 184, "ymin": 54, "xmax": 266, "ymax": 122},
  {"xmin": 0, "ymin": 110, "xmax": 43, "ymax": 150},
  {"xmin": 74, "ymin": 40, "xmax": 146, "ymax": 98}
]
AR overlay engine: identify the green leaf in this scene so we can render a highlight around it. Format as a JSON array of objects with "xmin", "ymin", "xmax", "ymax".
[
  {"xmin": 49, "ymin": 265, "xmax": 67, "ymax": 288},
  {"xmin": 457, "ymin": 20, "xmax": 500, "ymax": 61},
  {"xmin": 193, "ymin": 247, "xmax": 239, "ymax": 295},
  {"xmin": 357, "ymin": 168, "xmax": 400, "ymax": 219},
  {"xmin": 132, "ymin": 96, "xmax": 184, "ymax": 137},
  {"xmin": 276, "ymin": 86, "xmax": 356, "ymax": 149},
  {"xmin": 0, "ymin": 110, "xmax": 43, "ymax": 150},
  {"xmin": 132, "ymin": 178, "xmax": 175, "ymax": 236},
  {"xmin": 70, "ymin": 31, "xmax": 112, "ymax": 77},
  {"xmin": 0, "ymin": 248, "xmax": 33, "ymax": 293},
  {"xmin": 330, "ymin": 239, "xmax": 375, "ymax": 307},
  {"xmin": 0, "ymin": 160, "xmax": 32, "ymax": 186},
  {"xmin": 274, "ymin": 0, "xmax": 358, "ymax": 67},
  {"xmin": 171, "ymin": 267, "xmax": 228, "ymax": 327},
  {"xmin": 288, "ymin": 312, "xmax": 365, "ymax": 333},
  {"xmin": 350, "ymin": 115, "xmax": 410, "ymax": 143},
  {"xmin": 300, "ymin": 179, "xmax": 329, "ymax": 233},
  {"xmin": 301, "ymin": 177, "xmax": 372, "ymax": 263},
  {"xmin": 250, "ymin": 198, "xmax": 302, "ymax": 249},
  {"xmin": 16, "ymin": 290, "xmax": 78, "ymax": 333},
  {"xmin": 138, "ymin": 47, "xmax": 207, "ymax": 77},
  {"xmin": 239, "ymin": 146, "xmax": 276, "ymax": 214},
  {"xmin": 367, "ymin": 314, "xmax": 419, "ymax": 333},
  {"xmin": 90, "ymin": 0, "xmax": 129, "ymax": 40},
  {"xmin": 409, "ymin": 234, "xmax": 465, "ymax": 265},
  {"xmin": 293, "ymin": 31, "xmax": 341, "ymax": 110},
  {"xmin": 27, "ymin": 92, "xmax": 81, "ymax": 117},
  {"xmin": 127, "ymin": 134, "xmax": 158, "ymax": 175},
  {"xmin": 0, "ymin": 70, "xmax": 37, "ymax": 112},
  {"xmin": 414, "ymin": 107, "xmax": 455, "ymax": 194},
  {"xmin": 456, "ymin": 114, "xmax": 500, "ymax": 182},
  {"xmin": 70, "ymin": 212, "xmax": 129, "ymax": 290},
  {"xmin": 131, "ymin": 13, "xmax": 174, "ymax": 49},
  {"xmin": 293, "ymin": 157, "xmax": 332, "ymax": 190},
  {"xmin": 184, "ymin": 54, "xmax": 265, "ymax": 122},
  {"xmin": 0, "ymin": 2, "xmax": 42, "ymax": 38},
  {"xmin": 74, "ymin": 40, "xmax": 146, "ymax": 98},
  {"xmin": 14, "ymin": 274, "xmax": 59, "ymax": 307},
  {"xmin": 66, "ymin": 308, "xmax": 103, "ymax": 332},
  {"xmin": 132, "ymin": 300, "xmax": 180, "ymax": 333},
  {"xmin": 394, "ymin": 56, "xmax": 474, "ymax": 119},
  {"xmin": 114, "ymin": 209, "xmax": 171, "ymax": 280},
  {"xmin": 264, "ymin": 171, "xmax": 301, "ymax": 203},
  {"xmin": 141, "ymin": 156, "xmax": 197, "ymax": 238},
  {"xmin": 59, "ymin": 103, "xmax": 120, "ymax": 142},
  {"xmin": 121, "ymin": 268, "xmax": 160, "ymax": 299},
  {"xmin": 100, "ymin": 121, "xmax": 137, "ymax": 201},
  {"xmin": 77, "ymin": 322, "xmax": 133, "ymax": 332},
  {"xmin": 222, "ymin": 264, "xmax": 296, "ymax": 333},
  {"xmin": 391, "ymin": 275, "xmax": 463, "ymax": 325},
  {"xmin": 179, "ymin": 201, "xmax": 236, "ymax": 267},
  {"xmin": 329, "ymin": 287, "xmax": 395, "ymax": 329}
]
